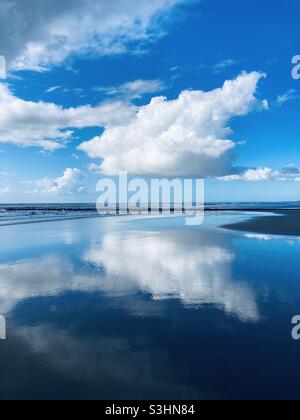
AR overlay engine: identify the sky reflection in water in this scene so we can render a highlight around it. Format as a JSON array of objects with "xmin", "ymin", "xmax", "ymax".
[{"xmin": 0, "ymin": 213, "xmax": 300, "ymax": 400}]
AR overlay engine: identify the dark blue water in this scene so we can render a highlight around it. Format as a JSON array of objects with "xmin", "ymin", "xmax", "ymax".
[{"xmin": 0, "ymin": 212, "xmax": 300, "ymax": 400}]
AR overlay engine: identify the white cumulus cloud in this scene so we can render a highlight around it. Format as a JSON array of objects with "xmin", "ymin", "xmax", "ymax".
[
  {"xmin": 0, "ymin": 0, "xmax": 189, "ymax": 71},
  {"xmin": 243, "ymin": 167, "xmax": 274, "ymax": 182},
  {"xmin": 79, "ymin": 71, "xmax": 267, "ymax": 177},
  {"xmin": 219, "ymin": 164, "xmax": 300, "ymax": 182},
  {"xmin": 0, "ymin": 82, "xmax": 136, "ymax": 150},
  {"xmin": 25, "ymin": 168, "xmax": 86, "ymax": 195},
  {"xmin": 219, "ymin": 167, "xmax": 275, "ymax": 182}
]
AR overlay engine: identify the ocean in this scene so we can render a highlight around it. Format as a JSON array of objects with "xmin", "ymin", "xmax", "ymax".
[{"xmin": 0, "ymin": 202, "xmax": 300, "ymax": 226}]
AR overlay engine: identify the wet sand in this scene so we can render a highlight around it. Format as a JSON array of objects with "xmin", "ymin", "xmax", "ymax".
[{"xmin": 222, "ymin": 210, "xmax": 300, "ymax": 237}]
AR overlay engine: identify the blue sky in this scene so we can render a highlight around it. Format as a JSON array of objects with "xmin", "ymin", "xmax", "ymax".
[{"xmin": 0, "ymin": 0, "xmax": 300, "ymax": 203}]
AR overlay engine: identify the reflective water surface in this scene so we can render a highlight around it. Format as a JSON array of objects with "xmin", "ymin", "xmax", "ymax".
[{"xmin": 0, "ymin": 213, "xmax": 300, "ymax": 400}]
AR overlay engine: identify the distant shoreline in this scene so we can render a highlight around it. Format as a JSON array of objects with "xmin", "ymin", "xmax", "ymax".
[{"xmin": 1, "ymin": 205, "xmax": 300, "ymax": 212}]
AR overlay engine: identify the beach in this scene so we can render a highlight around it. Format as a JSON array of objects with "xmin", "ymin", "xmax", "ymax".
[{"xmin": 223, "ymin": 210, "xmax": 300, "ymax": 237}]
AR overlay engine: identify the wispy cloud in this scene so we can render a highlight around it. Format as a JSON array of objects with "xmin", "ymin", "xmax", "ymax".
[
  {"xmin": 276, "ymin": 89, "xmax": 300, "ymax": 106},
  {"xmin": 46, "ymin": 86, "xmax": 62, "ymax": 94},
  {"xmin": 95, "ymin": 79, "xmax": 166, "ymax": 99},
  {"xmin": 213, "ymin": 59, "xmax": 240, "ymax": 74},
  {"xmin": 0, "ymin": 186, "xmax": 13, "ymax": 196}
]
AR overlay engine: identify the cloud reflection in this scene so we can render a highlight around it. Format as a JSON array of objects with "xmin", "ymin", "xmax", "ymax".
[
  {"xmin": 0, "ymin": 227, "xmax": 259, "ymax": 322},
  {"xmin": 84, "ymin": 229, "xmax": 260, "ymax": 322}
]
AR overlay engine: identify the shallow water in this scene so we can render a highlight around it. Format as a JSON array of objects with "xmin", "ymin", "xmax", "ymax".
[{"xmin": 0, "ymin": 212, "xmax": 300, "ymax": 400}]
